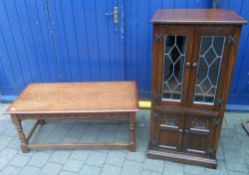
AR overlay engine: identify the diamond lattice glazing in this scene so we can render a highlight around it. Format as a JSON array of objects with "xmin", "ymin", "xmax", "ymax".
[
  {"xmin": 162, "ymin": 35, "xmax": 186, "ymax": 101},
  {"xmin": 194, "ymin": 36, "xmax": 225, "ymax": 104}
]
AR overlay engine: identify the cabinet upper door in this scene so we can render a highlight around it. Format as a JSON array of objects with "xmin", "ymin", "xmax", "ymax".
[
  {"xmin": 187, "ymin": 27, "xmax": 236, "ymax": 110},
  {"xmin": 152, "ymin": 27, "xmax": 194, "ymax": 107}
]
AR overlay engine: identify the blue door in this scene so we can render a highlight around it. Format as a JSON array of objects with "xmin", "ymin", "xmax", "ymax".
[
  {"xmin": 47, "ymin": 0, "xmax": 125, "ymax": 82},
  {"xmin": 0, "ymin": 0, "xmax": 125, "ymax": 97},
  {"xmin": 1, "ymin": 0, "xmax": 249, "ymax": 109}
]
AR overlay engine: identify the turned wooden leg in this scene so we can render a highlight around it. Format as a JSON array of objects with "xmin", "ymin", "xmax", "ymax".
[
  {"xmin": 11, "ymin": 114, "xmax": 30, "ymax": 153},
  {"xmin": 38, "ymin": 119, "xmax": 46, "ymax": 125},
  {"xmin": 128, "ymin": 112, "xmax": 136, "ymax": 152}
]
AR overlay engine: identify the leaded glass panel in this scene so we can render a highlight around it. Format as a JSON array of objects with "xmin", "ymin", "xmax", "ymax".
[
  {"xmin": 194, "ymin": 36, "xmax": 225, "ymax": 105},
  {"xmin": 162, "ymin": 35, "xmax": 186, "ymax": 101}
]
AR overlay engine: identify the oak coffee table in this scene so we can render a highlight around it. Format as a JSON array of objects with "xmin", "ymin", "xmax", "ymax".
[{"xmin": 5, "ymin": 81, "xmax": 139, "ymax": 153}]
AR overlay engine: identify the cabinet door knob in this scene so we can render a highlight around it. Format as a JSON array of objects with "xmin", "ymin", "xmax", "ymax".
[
  {"xmin": 186, "ymin": 62, "xmax": 191, "ymax": 67},
  {"xmin": 192, "ymin": 62, "xmax": 198, "ymax": 68}
]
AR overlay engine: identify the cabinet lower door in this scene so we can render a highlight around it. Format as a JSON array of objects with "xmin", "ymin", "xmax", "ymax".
[
  {"xmin": 182, "ymin": 115, "xmax": 216, "ymax": 156},
  {"xmin": 156, "ymin": 111, "xmax": 184, "ymax": 151}
]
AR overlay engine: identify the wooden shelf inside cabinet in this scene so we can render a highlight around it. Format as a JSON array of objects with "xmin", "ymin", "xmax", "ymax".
[{"xmin": 148, "ymin": 9, "xmax": 247, "ymax": 169}]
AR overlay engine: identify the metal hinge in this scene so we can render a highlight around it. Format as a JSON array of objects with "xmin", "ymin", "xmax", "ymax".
[
  {"xmin": 153, "ymin": 112, "xmax": 159, "ymax": 121},
  {"xmin": 228, "ymin": 35, "xmax": 236, "ymax": 45},
  {"xmin": 152, "ymin": 93, "xmax": 161, "ymax": 101},
  {"xmin": 213, "ymin": 118, "xmax": 222, "ymax": 126},
  {"xmin": 215, "ymin": 98, "xmax": 224, "ymax": 106},
  {"xmin": 150, "ymin": 139, "xmax": 159, "ymax": 147},
  {"xmin": 154, "ymin": 33, "xmax": 163, "ymax": 42},
  {"xmin": 206, "ymin": 147, "xmax": 215, "ymax": 156}
]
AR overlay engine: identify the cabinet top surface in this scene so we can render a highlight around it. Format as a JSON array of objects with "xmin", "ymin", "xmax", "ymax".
[
  {"xmin": 151, "ymin": 9, "xmax": 247, "ymax": 25},
  {"xmin": 6, "ymin": 82, "xmax": 139, "ymax": 114}
]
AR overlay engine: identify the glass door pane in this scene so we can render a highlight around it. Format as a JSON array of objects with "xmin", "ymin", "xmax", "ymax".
[
  {"xmin": 162, "ymin": 35, "xmax": 187, "ymax": 102},
  {"xmin": 193, "ymin": 36, "xmax": 226, "ymax": 105}
]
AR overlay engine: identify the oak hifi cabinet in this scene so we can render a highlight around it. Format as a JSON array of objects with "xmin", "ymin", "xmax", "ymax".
[{"xmin": 147, "ymin": 9, "xmax": 247, "ymax": 168}]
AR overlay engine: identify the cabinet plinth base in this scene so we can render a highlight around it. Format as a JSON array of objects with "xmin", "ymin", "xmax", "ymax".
[{"xmin": 147, "ymin": 148, "xmax": 217, "ymax": 169}]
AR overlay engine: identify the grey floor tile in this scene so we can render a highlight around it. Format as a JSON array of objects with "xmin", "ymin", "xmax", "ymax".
[
  {"xmin": 127, "ymin": 151, "xmax": 145, "ymax": 163},
  {"xmin": 28, "ymin": 152, "xmax": 51, "ymax": 168},
  {"xmin": 121, "ymin": 169, "xmax": 142, "ymax": 175},
  {"xmin": 227, "ymin": 171, "xmax": 249, "ymax": 175},
  {"xmin": 143, "ymin": 170, "xmax": 162, "ymax": 175},
  {"xmin": 40, "ymin": 163, "xmax": 63, "ymax": 175},
  {"xmin": 85, "ymin": 152, "xmax": 107, "ymax": 167},
  {"xmin": 103, "ymin": 123, "xmax": 121, "ymax": 132},
  {"xmin": 184, "ymin": 164, "xmax": 205, "ymax": 175},
  {"xmin": 101, "ymin": 165, "xmax": 122, "ymax": 175},
  {"xmin": 80, "ymin": 165, "xmax": 101, "ymax": 175},
  {"xmin": 0, "ymin": 165, "xmax": 21, "ymax": 175},
  {"xmin": 70, "ymin": 150, "xmax": 90, "ymax": 162},
  {"xmin": 97, "ymin": 131, "xmax": 116, "ymax": 143},
  {"xmin": 6, "ymin": 138, "xmax": 20, "ymax": 150},
  {"xmin": 63, "ymin": 159, "xmax": 84, "ymax": 173},
  {"xmin": 30, "ymin": 131, "xmax": 52, "ymax": 144},
  {"xmin": 220, "ymin": 128, "xmax": 237, "ymax": 137},
  {"xmin": 143, "ymin": 159, "xmax": 164, "ymax": 173},
  {"xmin": 0, "ymin": 135, "xmax": 12, "ymax": 147},
  {"xmin": 49, "ymin": 150, "xmax": 72, "ymax": 164},
  {"xmin": 216, "ymin": 144, "xmax": 225, "ymax": 161},
  {"xmin": 136, "ymin": 127, "xmax": 149, "ymax": 140},
  {"xmin": 3, "ymin": 126, "xmax": 18, "ymax": 137},
  {"xmin": 62, "ymin": 137, "xmax": 80, "ymax": 144},
  {"xmin": 79, "ymin": 128, "xmax": 101, "ymax": 143},
  {"xmin": 9, "ymin": 154, "xmax": 30, "ymax": 167},
  {"xmin": 19, "ymin": 166, "xmax": 41, "ymax": 175},
  {"xmin": 224, "ymin": 113, "xmax": 243, "ymax": 126},
  {"xmin": 239, "ymin": 135, "xmax": 249, "ymax": 155},
  {"xmin": 235, "ymin": 124, "xmax": 248, "ymax": 136},
  {"xmin": 122, "ymin": 160, "xmax": 143, "ymax": 173},
  {"xmin": 0, "ymin": 105, "xmax": 249, "ymax": 175},
  {"xmin": 17, "ymin": 150, "xmax": 37, "ymax": 157},
  {"xmin": 220, "ymin": 135, "xmax": 242, "ymax": 151},
  {"xmin": 224, "ymin": 150, "xmax": 248, "ymax": 173},
  {"xmin": 106, "ymin": 151, "xmax": 126, "ymax": 167},
  {"xmin": 47, "ymin": 127, "xmax": 70, "ymax": 144},
  {"xmin": 59, "ymin": 170, "xmax": 78, "ymax": 175},
  {"xmin": 0, "ymin": 148, "xmax": 18, "ymax": 170},
  {"xmin": 163, "ymin": 161, "xmax": 184, "ymax": 175},
  {"xmin": 136, "ymin": 139, "xmax": 148, "ymax": 152},
  {"xmin": 203, "ymin": 161, "xmax": 227, "ymax": 175}
]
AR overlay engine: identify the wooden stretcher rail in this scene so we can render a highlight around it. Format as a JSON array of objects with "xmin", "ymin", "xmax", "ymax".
[{"xmin": 27, "ymin": 143, "xmax": 130, "ymax": 150}]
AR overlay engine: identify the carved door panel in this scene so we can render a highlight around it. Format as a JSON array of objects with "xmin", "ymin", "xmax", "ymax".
[
  {"xmin": 155, "ymin": 111, "xmax": 184, "ymax": 151},
  {"xmin": 182, "ymin": 114, "xmax": 217, "ymax": 156}
]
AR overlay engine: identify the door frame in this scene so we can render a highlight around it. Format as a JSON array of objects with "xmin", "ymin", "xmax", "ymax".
[
  {"xmin": 152, "ymin": 26, "xmax": 195, "ymax": 107},
  {"xmin": 187, "ymin": 26, "xmax": 237, "ymax": 111}
]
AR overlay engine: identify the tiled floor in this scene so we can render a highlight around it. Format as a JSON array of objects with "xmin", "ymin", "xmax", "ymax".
[{"xmin": 0, "ymin": 103, "xmax": 249, "ymax": 175}]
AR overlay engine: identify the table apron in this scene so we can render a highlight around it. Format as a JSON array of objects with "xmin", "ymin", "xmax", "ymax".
[{"xmin": 15, "ymin": 112, "xmax": 132, "ymax": 120}]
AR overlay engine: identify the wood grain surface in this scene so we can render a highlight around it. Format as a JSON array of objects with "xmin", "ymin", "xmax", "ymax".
[
  {"xmin": 6, "ymin": 81, "xmax": 139, "ymax": 114},
  {"xmin": 151, "ymin": 9, "xmax": 247, "ymax": 24}
]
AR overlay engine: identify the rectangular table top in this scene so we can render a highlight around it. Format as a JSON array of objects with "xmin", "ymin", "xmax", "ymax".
[
  {"xmin": 6, "ymin": 81, "xmax": 139, "ymax": 114},
  {"xmin": 151, "ymin": 9, "xmax": 247, "ymax": 25}
]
